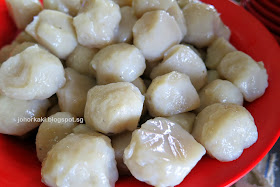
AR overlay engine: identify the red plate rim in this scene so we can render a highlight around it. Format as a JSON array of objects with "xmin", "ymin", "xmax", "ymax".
[
  {"xmin": 257, "ymin": 0, "xmax": 280, "ymax": 15},
  {"xmin": 250, "ymin": 0, "xmax": 280, "ymax": 24},
  {"xmin": 245, "ymin": 1, "xmax": 280, "ymax": 34}
]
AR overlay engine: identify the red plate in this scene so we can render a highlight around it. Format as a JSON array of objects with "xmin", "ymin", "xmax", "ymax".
[
  {"xmin": 250, "ymin": 0, "xmax": 280, "ymax": 25},
  {"xmin": 0, "ymin": 0, "xmax": 280, "ymax": 187},
  {"xmin": 244, "ymin": 1, "xmax": 280, "ymax": 35},
  {"xmin": 271, "ymin": 0, "xmax": 280, "ymax": 6},
  {"xmin": 257, "ymin": 0, "xmax": 280, "ymax": 15}
]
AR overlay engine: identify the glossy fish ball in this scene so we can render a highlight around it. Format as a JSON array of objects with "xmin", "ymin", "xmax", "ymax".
[
  {"xmin": 84, "ymin": 82, "xmax": 144, "ymax": 134},
  {"xmin": 116, "ymin": 6, "xmax": 138, "ymax": 43},
  {"xmin": 36, "ymin": 112, "xmax": 78, "ymax": 162},
  {"xmin": 124, "ymin": 117, "xmax": 206, "ymax": 187},
  {"xmin": 0, "ymin": 45, "xmax": 65, "ymax": 100},
  {"xmin": 182, "ymin": 3, "xmax": 230, "ymax": 47},
  {"xmin": 150, "ymin": 44, "xmax": 207, "ymax": 90},
  {"xmin": 132, "ymin": 0, "xmax": 175, "ymax": 18},
  {"xmin": 146, "ymin": 71, "xmax": 200, "ymax": 117},
  {"xmin": 57, "ymin": 68, "xmax": 96, "ymax": 118},
  {"xmin": 92, "ymin": 43, "xmax": 146, "ymax": 85},
  {"xmin": 26, "ymin": 10, "xmax": 78, "ymax": 60},
  {"xmin": 217, "ymin": 51, "xmax": 268, "ymax": 102},
  {"xmin": 42, "ymin": 133, "xmax": 118, "ymax": 187},
  {"xmin": 43, "ymin": 0, "xmax": 82, "ymax": 16},
  {"xmin": 196, "ymin": 79, "xmax": 243, "ymax": 112},
  {"xmin": 6, "ymin": 0, "xmax": 42, "ymax": 29},
  {"xmin": 133, "ymin": 10, "xmax": 182, "ymax": 62},
  {"xmin": 192, "ymin": 103, "xmax": 258, "ymax": 162},
  {"xmin": 73, "ymin": 0, "xmax": 121, "ymax": 48},
  {"xmin": 167, "ymin": 2, "xmax": 187, "ymax": 40},
  {"xmin": 205, "ymin": 37, "xmax": 236, "ymax": 69},
  {"xmin": 177, "ymin": 0, "xmax": 201, "ymax": 8},
  {"xmin": 66, "ymin": 45, "xmax": 99, "ymax": 77},
  {"xmin": 0, "ymin": 95, "xmax": 50, "ymax": 136}
]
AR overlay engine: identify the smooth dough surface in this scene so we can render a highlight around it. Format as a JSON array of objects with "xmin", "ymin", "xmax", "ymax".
[
  {"xmin": 133, "ymin": 10, "xmax": 182, "ymax": 62},
  {"xmin": 26, "ymin": 10, "xmax": 78, "ymax": 59},
  {"xmin": 217, "ymin": 51, "xmax": 268, "ymax": 102},
  {"xmin": 0, "ymin": 45, "xmax": 65, "ymax": 100},
  {"xmin": 36, "ymin": 112, "xmax": 78, "ymax": 162},
  {"xmin": 84, "ymin": 82, "xmax": 144, "ymax": 134},
  {"xmin": 57, "ymin": 68, "xmax": 96, "ymax": 117},
  {"xmin": 182, "ymin": 3, "xmax": 230, "ymax": 47},
  {"xmin": 132, "ymin": 0, "xmax": 176, "ymax": 18},
  {"xmin": 177, "ymin": 0, "xmax": 200, "ymax": 8},
  {"xmin": 150, "ymin": 44, "xmax": 207, "ymax": 90},
  {"xmin": 43, "ymin": 0, "xmax": 82, "ymax": 16},
  {"xmin": 146, "ymin": 71, "xmax": 200, "ymax": 117},
  {"xmin": 192, "ymin": 103, "xmax": 258, "ymax": 162},
  {"xmin": 92, "ymin": 43, "xmax": 146, "ymax": 85},
  {"xmin": 124, "ymin": 117, "xmax": 205, "ymax": 187},
  {"xmin": 165, "ymin": 112, "xmax": 195, "ymax": 133},
  {"xmin": 167, "ymin": 2, "xmax": 187, "ymax": 40},
  {"xmin": 66, "ymin": 45, "xmax": 99, "ymax": 77},
  {"xmin": 116, "ymin": 6, "xmax": 137, "ymax": 43},
  {"xmin": 73, "ymin": 0, "xmax": 121, "ymax": 48},
  {"xmin": 6, "ymin": 0, "xmax": 42, "ymax": 29},
  {"xmin": 205, "ymin": 37, "xmax": 236, "ymax": 69},
  {"xmin": 196, "ymin": 79, "xmax": 243, "ymax": 112},
  {"xmin": 42, "ymin": 133, "xmax": 118, "ymax": 187},
  {"xmin": 0, "ymin": 95, "xmax": 50, "ymax": 136}
]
